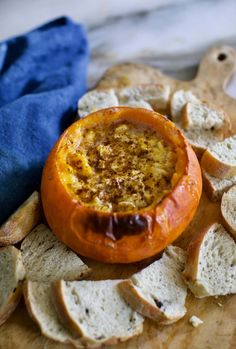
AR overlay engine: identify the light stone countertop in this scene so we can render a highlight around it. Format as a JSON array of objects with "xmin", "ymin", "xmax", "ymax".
[{"xmin": 1, "ymin": 0, "xmax": 236, "ymax": 93}]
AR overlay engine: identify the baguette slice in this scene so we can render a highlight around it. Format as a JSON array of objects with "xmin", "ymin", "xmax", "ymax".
[
  {"xmin": 202, "ymin": 169, "xmax": 236, "ymax": 202},
  {"xmin": 118, "ymin": 246, "xmax": 187, "ymax": 324},
  {"xmin": 170, "ymin": 93, "xmax": 230, "ymax": 157},
  {"xmin": 53, "ymin": 280, "xmax": 144, "ymax": 346},
  {"xmin": 182, "ymin": 129, "xmax": 221, "ymax": 157},
  {"xmin": 221, "ymin": 185, "xmax": 236, "ymax": 237},
  {"xmin": 182, "ymin": 102, "xmax": 231, "ymax": 136},
  {"xmin": 78, "ymin": 89, "xmax": 119, "ymax": 118},
  {"xmin": 116, "ymin": 85, "xmax": 170, "ymax": 111},
  {"xmin": 23, "ymin": 281, "xmax": 85, "ymax": 348},
  {"xmin": 0, "ymin": 191, "xmax": 40, "ymax": 246},
  {"xmin": 119, "ymin": 99, "xmax": 152, "ymax": 110},
  {"xmin": 170, "ymin": 90, "xmax": 199, "ymax": 123},
  {"xmin": 183, "ymin": 223, "xmax": 236, "ymax": 298},
  {"xmin": 21, "ymin": 224, "xmax": 91, "ymax": 282},
  {"xmin": 78, "ymin": 84, "xmax": 171, "ymax": 118},
  {"xmin": 201, "ymin": 135, "xmax": 236, "ymax": 178},
  {"xmin": 0, "ymin": 246, "xmax": 25, "ymax": 325}
]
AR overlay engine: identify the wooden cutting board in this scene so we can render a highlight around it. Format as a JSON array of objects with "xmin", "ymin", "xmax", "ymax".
[{"xmin": 0, "ymin": 45, "xmax": 236, "ymax": 349}]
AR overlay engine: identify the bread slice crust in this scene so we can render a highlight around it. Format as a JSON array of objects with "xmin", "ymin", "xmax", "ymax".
[
  {"xmin": 23, "ymin": 281, "xmax": 85, "ymax": 348},
  {"xmin": 118, "ymin": 280, "xmax": 185, "ymax": 325},
  {"xmin": 221, "ymin": 185, "xmax": 236, "ymax": 237},
  {"xmin": 52, "ymin": 280, "xmax": 143, "ymax": 347},
  {"xmin": 182, "ymin": 102, "xmax": 231, "ymax": 137},
  {"xmin": 200, "ymin": 136, "xmax": 236, "ymax": 179},
  {"xmin": 173, "ymin": 98, "xmax": 231, "ymax": 158},
  {"xmin": 118, "ymin": 246, "xmax": 187, "ymax": 324},
  {"xmin": 170, "ymin": 90, "xmax": 199, "ymax": 123},
  {"xmin": 21, "ymin": 224, "xmax": 91, "ymax": 282},
  {"xmin": 78, "ymin": 84, "xmax": 171, "ymax": 118},
  {"xmin": 183, "ymin": 223, "xmax": 236, "ymax": 297},
  {"xmin": 0, "ymin": 283, "xmax": 23, "ymax": 326},
  {"xmin": 0, "ymin": 246, "xmax": 25, "ymax": 326},
  {"xmin": 201, "ymin": 151, "xmax": 236, "ymax": 179},
  {"xmin": 0, "ymin": 191, "xmax": 40, "ymax": 246},
  {"xmin": 202, "ymin": 169, "xmax": 236, "ymax": 202}
]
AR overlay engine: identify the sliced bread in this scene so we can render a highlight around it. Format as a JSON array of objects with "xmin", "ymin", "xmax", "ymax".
[
  {"xmin": 23, "ymin": 281, "xmax": 85, "ymax": 348},
  {"xmin": 0, "ymin": 191, "xmax": 40, "ymax": 246},
  {"xmin": 179, "ymin": 102, "xmax": 230, "ymax": 157},
  {"xmin": 0, "ymin": 246, "xmax": 25, "ymax": 325},
  {"xmin": 170, "ymin": 93, "xmax": 231, "ymax": 157},
  {"xmin": 181, "ymin": 129, "xmax": 221, "ymax": 157},
  {"xmin": 118, "ymin": 246, "xmax": 187, "ymax": 324},
  {"xmin": 119, "ymin": 99, "xmax": 152, "ymax": 110},
  {"xmin": 201, "ymin": 135, "xmax": 236, "ymax": 178},
  {"xmin": 21, "ymin": 224, "xmax": 91, "ymax": 282},
  {"xmin": 202, "ymin": 169, "xmax": 236, "ymax": 202},
  {"xmin": 78, "ymin": 84, "xmax": 171, "ymax": 118},
  {"xmin": 170, "ymin": 89, "xmax": 199, "ymax": 123},
  {"xmin": 116, "ymin": 84, "xmax": 170, "ymax": 111},
  {"xmin": 53, "ymin": 279, "xmax": 144, "ymax": 346},
  {"xmin": 183, "ymin": 223, "xmax": 236, "ymax": 298},
  {"xmin": 182, "ymin": 102, "xmax": 231, "ymax": 136},
  {"xmin": 221, "ymin": 185, "xmax": 236, "ymax": 237},
  {"xmin": 78, "ymin": 89, "xmax": 119, "ymax": 118}
]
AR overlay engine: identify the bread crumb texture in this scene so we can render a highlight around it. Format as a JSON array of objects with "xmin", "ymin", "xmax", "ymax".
[
  {"xmin": 58, "ymin": 121, "xmax": 177, "ymax": 212},
  {"xmin": 210, "ymin": 135, "xmax": 236, "ymax": 164},
  {"xmin": 0, "ymin": 247, "xmax": 25, "ymax": 308},
  {"xmin": 189, "ymin": 315, "xmax": 203, "ymax": 327},
  {"xmin": 221, "ymin": 185, "xmax": 236, "ymax": 232},
  {"xmin": 197, "ymin": 224, "xmax": 236, "ymax": 296},
  {"xmin": 59, "ymin": 280, "xmax": 143, "ymax": 343}
]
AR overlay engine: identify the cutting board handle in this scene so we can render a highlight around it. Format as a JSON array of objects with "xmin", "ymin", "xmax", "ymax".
[{"xmin": 195, "ymin": 45, "xmax": 236, "ymax": 91}]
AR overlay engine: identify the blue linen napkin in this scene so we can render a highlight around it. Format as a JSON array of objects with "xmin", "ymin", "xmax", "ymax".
[{"xmin": 0, "ymin": 17, "xmax": 89, "ymax": 224}]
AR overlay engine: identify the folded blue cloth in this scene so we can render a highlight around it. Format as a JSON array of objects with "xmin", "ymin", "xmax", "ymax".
[{"xmin": 0, "ymin": 17, "xmax": 89, "ymax": 224}]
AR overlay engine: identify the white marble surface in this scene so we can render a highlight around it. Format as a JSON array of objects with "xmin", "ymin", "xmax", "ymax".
[
  {"xmin": 0, "ymin": 0, "xmax": 187, "ymax": 39},
  {"xmin": 87, "ymin": 0, "xmax": 236, "ymax": 91},
  {"xmin": 1, "ymin": 0, "xmax": 236, "ymax": 94}
]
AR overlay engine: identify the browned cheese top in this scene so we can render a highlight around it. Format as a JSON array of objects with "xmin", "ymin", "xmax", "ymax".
[{"xmin": 58, "ymin": 121, "xmax": 177, "ymax": 213}]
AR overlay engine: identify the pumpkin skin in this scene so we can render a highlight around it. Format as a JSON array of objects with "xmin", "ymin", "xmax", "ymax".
[{"xmin": 41, "ymin": 107, "xmax": 202, "ymax": 263}]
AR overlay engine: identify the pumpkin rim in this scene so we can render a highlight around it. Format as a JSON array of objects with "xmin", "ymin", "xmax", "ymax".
[{"xmin": 53, "ymin": 107, "xmax": 189, "ymax": 217}]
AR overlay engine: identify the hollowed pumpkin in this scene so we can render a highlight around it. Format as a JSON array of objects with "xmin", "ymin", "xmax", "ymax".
[{"xmin": 41, "ymin": 107, "xmax": 202, "ymax": 263}]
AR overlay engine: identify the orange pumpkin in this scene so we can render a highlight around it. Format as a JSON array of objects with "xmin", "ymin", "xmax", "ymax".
[{"xmin": 41, "ymin": 107, "xmax": 202, "ymax": 263}]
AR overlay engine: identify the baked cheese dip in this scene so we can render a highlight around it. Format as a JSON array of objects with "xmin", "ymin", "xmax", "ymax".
[{"xmin": 58, "ymin": 121, "xmax": 177, "ymax": 212}]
